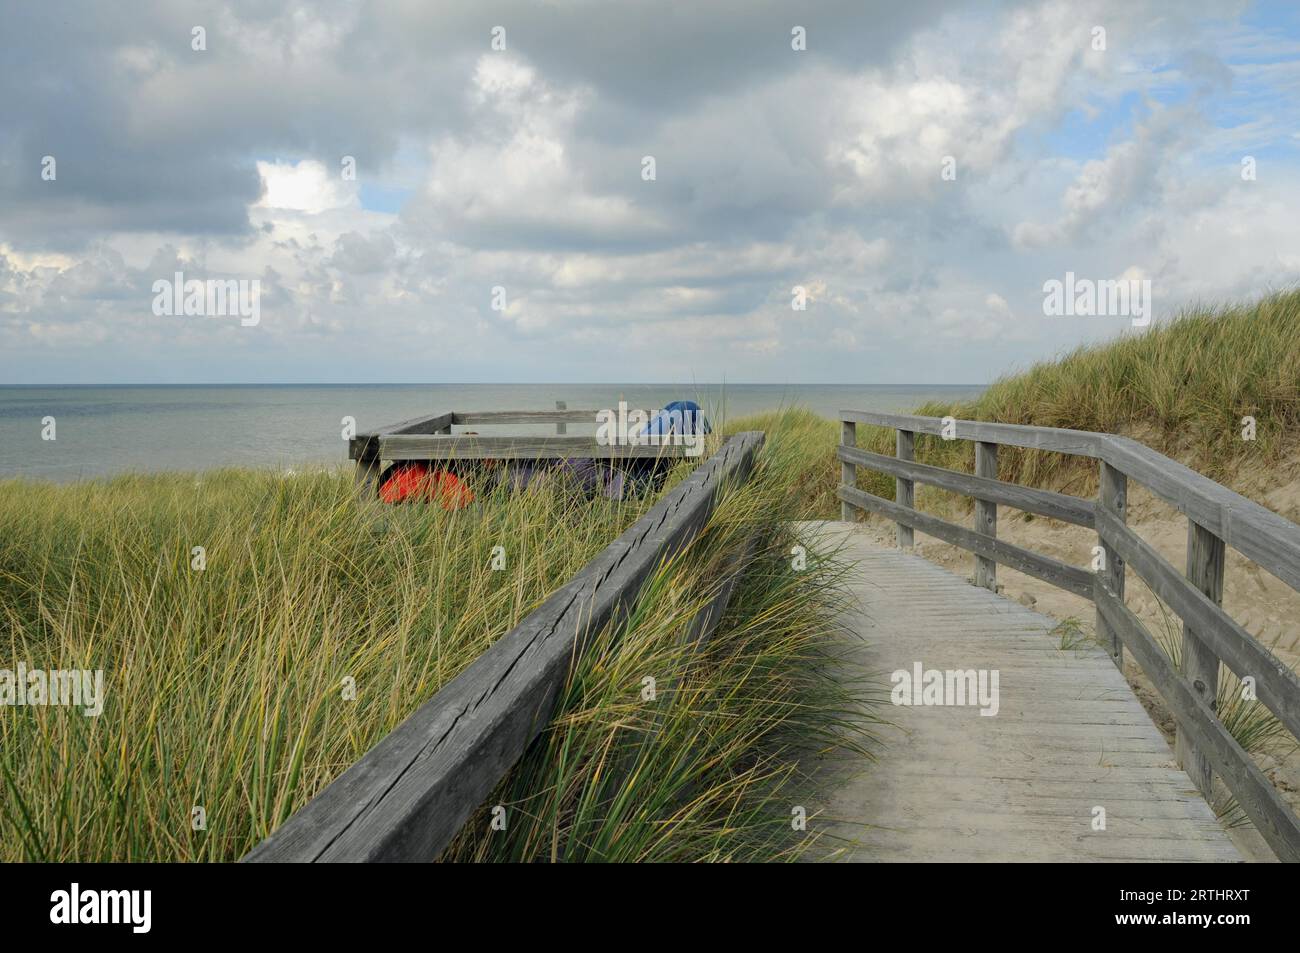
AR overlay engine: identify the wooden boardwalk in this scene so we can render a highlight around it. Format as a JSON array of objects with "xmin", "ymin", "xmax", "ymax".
[{"xmin": 802, "ymin": 521, "xmax": 1241, "ymax": 863}]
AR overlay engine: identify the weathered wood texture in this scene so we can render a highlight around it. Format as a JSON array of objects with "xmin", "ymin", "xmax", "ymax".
[
  {"xmin": 840, "ymin": 420, "xmax": 856, "ymax": 522},
  {"xmin": 800, "ymin": 522, "xmax": 1240, "ymax": 863},
  {"xmin": 836, "ymin": 446, "xmax": 1094, "ymax": 528},
  {"xmin": 973, "ymin": 441, "xmax": 997, "ymax": 591},
  {"xmin": 350, "ymin": 412, "xmax": 456, "ymax": 460},
  {"xmin": 839, "ymin": 407, "xmax": 1300, "ymax": 861},
  {"xmin": 896, "ymin": 430, "xmax": 915, "ymax": 549},
  {"xmin": 838, "ymin": 485, "xmax": 1093, "ymax": 598},
  {"xmin": 1094, "ymin": 506, "xmax": 1300, "ymax": 742},
  {"xmin": 379, "ymin": 434, "xmax": 696, "ymax": 460},
  {"xmin": 243, "ymin": 431, "xmax": 765, "ymax": 863},
  {"xmin": 1174, "ymin": 519, "xmax": 1226, "ymax": 801},
  {"xmin": 1097, "ymin": 461, "xmax": 1127, "ymax": 667},
  {"xmin": 1096, "ymin": 583, "xmax": 1300, "ymax": 862}
]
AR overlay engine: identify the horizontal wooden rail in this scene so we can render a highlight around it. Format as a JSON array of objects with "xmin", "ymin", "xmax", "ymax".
[
  {"xmin": 840, "ymin": 410, "xmax": 1106, "ymax": 457},
  {"xmin": 839, "ymin": 406, "xmax": 1300, "ymax": 862},
  {"xmin": 452, "ymin": 409, "xmax": 608, "ymax": 426},
  {"xmin": 1095, "ymin": 582, "xmax": 1300, "ymax": 862},
  {"xmin": 838, "ymin": 484, "xmax": 1094, "ymax": 598},
  {"xmin": 379, "ymin": 434, "xmax": 696, "ymax": 461},
  {"xmin": 244, "ymin": 431, "xmax": 765, "ymax": 862},
  {"xmin": 837, "ymin": 445, "xmax": 1094, "ymax": 528},
  {"xmin": 1095, "ymin": 506, "xmax": 1300, "ymax": 741}
]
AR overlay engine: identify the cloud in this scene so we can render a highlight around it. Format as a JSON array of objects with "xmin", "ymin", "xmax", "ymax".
[{"xmin": 2, "ymin": 0, "xmax": 1300, "ymax": 385}]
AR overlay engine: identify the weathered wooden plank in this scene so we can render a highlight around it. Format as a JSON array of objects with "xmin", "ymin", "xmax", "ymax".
[
  {"xmin": 451, "ymin": 409, "xmax": 606, "ymax": 426},
  {"xmin": 837, "ymin": 485, "xmax": 1094, "ymax": 598},
  {"xmin": 896, "ymin": 429, "xmax": 915, "ymax": 549},
  {"xmin": 1174, "ymin": 520, "xmax": 1226, "ymax": 800},
  {"xmin": 839, "ymin": 410, "xmax": 1107, "ymax": 457},
  {"xmin": 1103, "ymin": 435, "xmax": 1300, "ymax": 592},
  {"xmin": 379, "ymin": 434, "xmax": 695, "ymax": 460},
  {"xmin": 243, "ymin": 432, "xmax": 765, "ymax": 863},
  {"xmin": 1095, "ymin": 505, "xmax": 1300, "ymax": 743},
  {"xmin": 802, "ymin": 523, "xmax": 1239, "ymax": 864},
  {"xmin": 349, "ymin": 412, "xmax": 456, "ymax": 460},
  {"xmin": 1097, "ymin": 461, "xmax": 1127, "ymax": 668},
  {"xmin": 835, "ymin": 445, "xmax": 1094, "ymax": 528},
  {"xmin": 974, "ymin": 441, "xmax": 997, "ymax": 591},
  {"xmin": 840, "ymin": 419, "xmax": 856, "ymax": 522},
  {"xmin": 1095, "ymin": 581, "xmax": 1300, "ymax": 862}
]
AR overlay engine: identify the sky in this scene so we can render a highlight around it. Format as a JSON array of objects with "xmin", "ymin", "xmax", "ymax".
[{"xmin": 2, "ymin": 0, "xmax": 1300, "ymax": 385}]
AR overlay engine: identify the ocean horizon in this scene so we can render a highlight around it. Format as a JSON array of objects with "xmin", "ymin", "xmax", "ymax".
[{"xmin": 0, "ymin": 383, "xmax": 984, "ymax": 481}]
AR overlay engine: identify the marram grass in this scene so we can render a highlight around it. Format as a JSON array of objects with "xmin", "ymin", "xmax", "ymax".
[{"xmin": 0, "ymin": 411, "xmax": 877, "ymax": 861}]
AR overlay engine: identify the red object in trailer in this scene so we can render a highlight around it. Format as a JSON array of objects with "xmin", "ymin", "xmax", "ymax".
[{"xmin": 379, "ymin": 462, "xmax": 474, "ymax": 510}]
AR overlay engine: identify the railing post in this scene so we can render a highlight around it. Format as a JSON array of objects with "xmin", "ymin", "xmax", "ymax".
[
  {"xmin": 973, "ymin": 441, "xmax": 997, "ymax": 589},
  {"xmin": 840, "ymin": 419, "xmax": 857, "ymax": 521},
  {"xmin": 555, "ymin": 399, "xmax": 566, "ymax": 435},
  {"xmin": 355, "ymin": 440, "xmax": 381, "ymax": 496},
  {"xmin": 1097, "ymin": 461, "xmax": 1127, "ymax": 668},
  {"xmin": 896, "ymin": 429, "xmax": 915, "ymax": 548},
  {"xmin": 1175, "ymin": 519, "xmax": 1225, "ymax": 801}
]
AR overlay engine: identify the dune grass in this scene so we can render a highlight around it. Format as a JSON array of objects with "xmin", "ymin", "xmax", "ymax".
[
  {"xmin": 0, "ymin": 461, "xmax": 662, "ymax": 861},
  {"xmin": 0, "ymin": 410, "xmax": 874, "ymax": 862},
  {"xmin": 853, "ymin": 289, "xmax": 1300, "ymax": 499},
  {"xmin": 443, "ymin": 410, "xmax": 880, "ymax": 862}
]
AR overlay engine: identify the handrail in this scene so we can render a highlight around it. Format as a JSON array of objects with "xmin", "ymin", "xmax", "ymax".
[
  {"xmin": 838, "ymin": 408, "xmax": 1300, "ymax": 863},
  {"xmin": 243, "ymin": 431, "xmax": 765, "ymax": 862}
]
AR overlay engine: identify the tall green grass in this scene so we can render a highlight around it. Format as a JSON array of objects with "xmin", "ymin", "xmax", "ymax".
[
  {"xmin": 0, "ymin": 464, "xmax": 657, "ymax": 861},
  {"xmin": 0, "ymin": 411, "xmax": 875, "ymax": 861},
  {"xmin": 444, "ymin": 410, "xmax": 880, "ymax": 862},
  {"xmin": 855, "ymin": 289, "xmax": 1300, "ymax": 496}
]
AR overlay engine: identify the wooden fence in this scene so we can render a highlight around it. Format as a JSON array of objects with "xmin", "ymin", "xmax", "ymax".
[
  {"xmin": 350, "ymin": 402, "xmax": 698, "ymax": 494},
  {"xmin": 243, "ymin": 429, "xmax": 765, "ymax": 862},
  {"xmin": 837, "ymin": 409, "xmax": 1300, "ymax": 863}
]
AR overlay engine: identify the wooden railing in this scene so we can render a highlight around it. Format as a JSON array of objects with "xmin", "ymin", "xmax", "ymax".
[
  {"xmin": 244, "ymin": 430, "xmax": 765, "ymax": 862},
  {"xmin": 837, "ymin": 409, "xmax": 1300, "ymax": 862},
  {"xmin": 350, "ymin": 402, "xmax": 694, "ymax": 493}
]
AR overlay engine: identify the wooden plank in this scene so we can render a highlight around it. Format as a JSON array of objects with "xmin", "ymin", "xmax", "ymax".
[
  {"xmin": 243, "ymin": 432, "xmax": 765, "ymax": 863},
  {"xmin": 379, "ymin": 434, "xmax": 694, "ymax": 460},
  {"xmin": 1103, "ymin": 435, "xmax": 1300, "ymax": 593},
  {"xmin": 838, "ymin": 485, "xmax": 1093, "ymax": 598},
  {"xmin": 840, "ymin": 420, "xmax": 857, "ymax": 522},
  {"xmin": 973, "ymin": 441, "xmax": 997, "ymax": 591},
  {"xmin": 836, "ymin": 446, "xmax": 1094, "ymax": 528},
  {"xmin": 1097, "ymin": 461, "xmax": 1127, "ymax": 668},
  {"xmin": 801, "ymin": 523, "xmax": 1239, "ymax": 863},
  {"xmin": 896, "ymin": 430, "xmax": 915, "ymax": 549},
  {"xmin": 451, "ymin": 409, "xmax": 605, "ymax": 426},
  {"xmin": 839, "ymin": 410, "xmax": 1106, "ymax": 457},
  {"xmin": 349, "ymin": 412, "xmax": 455, "ymax": 460},
  {"xmin": 1174, "ymin": 519, "xmax": 1226, "ymax": 801},
  {"xmin": 1094, "ymin": 581, "xmax": 1300, "ymax": 862},
  {"xmin": 1095, "ymin": 505, "xmax": 1300, "ymax": 743}
]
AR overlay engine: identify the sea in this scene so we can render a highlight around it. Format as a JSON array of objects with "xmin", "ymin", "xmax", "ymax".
[{"xmin": 0, "ymin": 384, "xmax": 985, "ymax": 481}]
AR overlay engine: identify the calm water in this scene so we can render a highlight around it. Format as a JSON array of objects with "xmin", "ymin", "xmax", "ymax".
[{"xmin": 0, "ymin": 384, "xmax": 984, "ymax": 481}]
